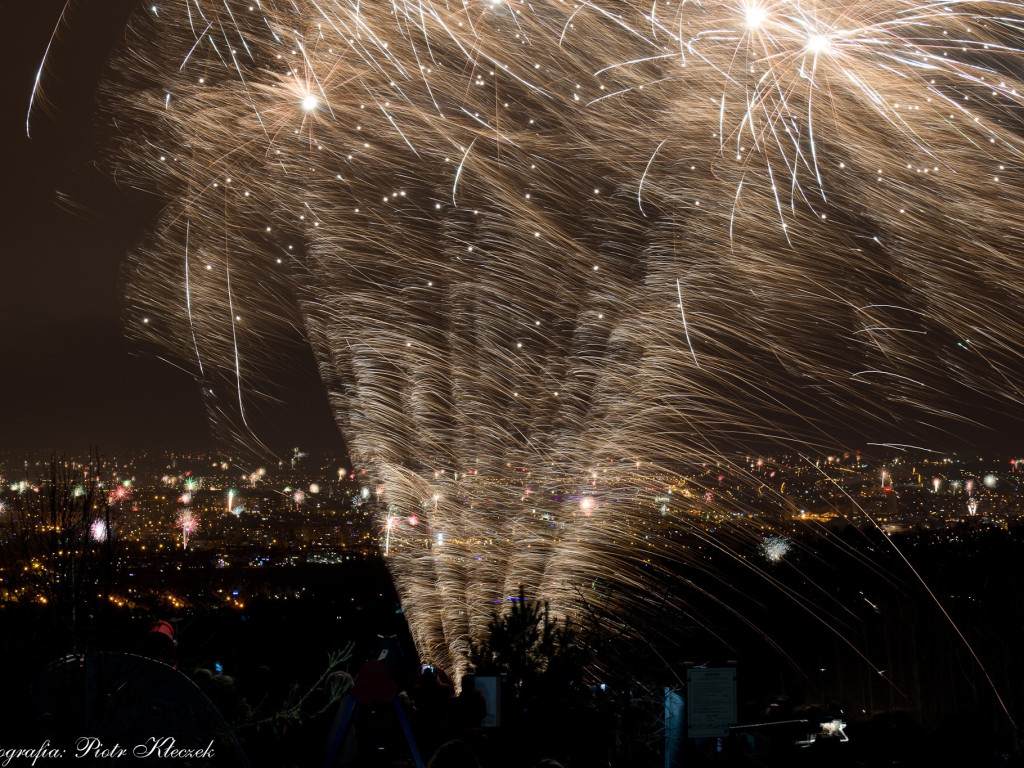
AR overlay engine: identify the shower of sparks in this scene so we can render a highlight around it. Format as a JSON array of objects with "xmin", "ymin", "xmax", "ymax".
[{"xmin": 41, "ymin": 0, "xmax": 1024, "ymax": 697}]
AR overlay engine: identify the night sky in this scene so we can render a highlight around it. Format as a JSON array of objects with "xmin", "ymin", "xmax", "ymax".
[{"xmin": 2, "ymin": 1, "xmax": 342, "ymax": 457}]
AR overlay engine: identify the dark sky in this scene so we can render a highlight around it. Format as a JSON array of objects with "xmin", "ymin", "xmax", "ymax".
[{"xmin": 1, "ymin": 1, "xmax": 342, "ymax": 458}]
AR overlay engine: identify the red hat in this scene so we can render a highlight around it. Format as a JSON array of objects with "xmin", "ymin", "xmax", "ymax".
[{"xmin": 149, "ymin": 620, "xmax": 175, "ymax": 640}]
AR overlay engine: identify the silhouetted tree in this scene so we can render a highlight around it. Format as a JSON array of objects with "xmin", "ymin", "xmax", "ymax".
[
  {"xmin": 0, "ymin": 453, "xmax": 121, "ymax": 651},
  {"xmin": 467, "ymin": 585, "xmax": 586, "ymax": 698}
]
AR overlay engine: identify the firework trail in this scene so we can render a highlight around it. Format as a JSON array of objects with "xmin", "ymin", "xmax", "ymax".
[{"xmin": 44, "ymin": 0, "xmax": 1024, "ymax": 692}]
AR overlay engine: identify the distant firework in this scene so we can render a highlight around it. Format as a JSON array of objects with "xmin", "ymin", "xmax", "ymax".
[
  {"xmin": 760, "ymin": 535, "xmax": 792, "ymax": 565},
  {"xmin": 177, "ymin": 509, "xmax": 198, "ymax": 549},
  {"xmin": 37, "ymin": 0, "xmax": 1024, "ymax": 692},
  {"xmin": 108, "ymin": 485, "xmax": 130, "ymax": 506},
  {"xmin": 90, "ymin": 519, "xmax": 109, "ymax": 543}
]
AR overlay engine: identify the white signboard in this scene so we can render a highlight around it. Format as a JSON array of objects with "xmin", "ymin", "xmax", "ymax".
[
  {"xmin": 686, "ymin": 667, "xmax": 736, "ymax": 738},
  {"xmin": 474, "ymin": 676, "xmax": 501, "ymax": 728}
]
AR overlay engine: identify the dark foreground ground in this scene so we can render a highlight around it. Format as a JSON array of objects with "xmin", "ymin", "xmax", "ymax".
[{"xmin": 0, "ymin": 534, "xmax": 1021, "ymax": 768}]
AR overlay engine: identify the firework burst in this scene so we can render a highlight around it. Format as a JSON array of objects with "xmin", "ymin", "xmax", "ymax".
[
  {"xmin": 33, "ymin": 0, "xmax": 1024, "ymax": 698},
  {"xmin": 177, "ymin": 509, "xmax": 198, "ymax": 549},
  {"xmin": 90, "ymin": 518, "xmax": 110, "ymax": 543},
  {"xmin": 760, "ymin": 534, "xmax": 793, "ymax": 564}
]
